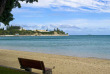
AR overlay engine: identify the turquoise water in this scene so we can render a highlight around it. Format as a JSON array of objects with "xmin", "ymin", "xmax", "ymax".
[{"xmin": 0, "ymin": 35, "xmax": 110, "ymax": 59}]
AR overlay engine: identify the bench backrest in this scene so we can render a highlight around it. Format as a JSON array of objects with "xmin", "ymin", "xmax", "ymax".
[{"xmin": 18, "ymin": 58, "xmax": 45, "ymax": 71}]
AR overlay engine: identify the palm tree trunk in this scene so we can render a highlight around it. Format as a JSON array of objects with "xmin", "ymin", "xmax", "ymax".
[{"xmin": 0, "ymin": 0, "xmax": 7, "ymax": 16}]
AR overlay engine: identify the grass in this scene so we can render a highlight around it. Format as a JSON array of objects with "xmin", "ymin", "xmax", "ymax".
[{"xmin": 0, "ymin": 66, "xmax": 31, "ymax": 74}]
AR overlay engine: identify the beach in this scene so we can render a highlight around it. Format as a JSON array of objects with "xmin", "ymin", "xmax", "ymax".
[{"xmin": 0, "ymin": 49, "xmax": 110, "ymax": 74}]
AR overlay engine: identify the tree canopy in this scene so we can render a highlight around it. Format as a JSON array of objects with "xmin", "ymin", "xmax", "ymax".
[{"xmin": 0, "ymin": 0, "xmax": 38, "ymax": 25}]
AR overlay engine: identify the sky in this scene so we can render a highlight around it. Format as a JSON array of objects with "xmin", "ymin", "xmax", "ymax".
[{"xmin": 3, "ymin": 0, "xmax": 110, "ymax": 35}]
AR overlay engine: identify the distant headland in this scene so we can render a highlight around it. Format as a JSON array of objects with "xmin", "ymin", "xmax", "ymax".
[{"xmin": 0, "ymin": 26, "xmax": 69, "ymax": 36}]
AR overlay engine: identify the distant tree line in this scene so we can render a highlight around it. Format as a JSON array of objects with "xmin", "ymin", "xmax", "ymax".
[
  {"xmin": 0, "ymin": 26, "xmax": 66, "ymax": 35},
  {"xmin": 0, "ymin": 26, "xmax": 36, "ymax": 35},
  {"xmin": 54, "ymin": 28, "xmax": 65, "ymax": 34}
]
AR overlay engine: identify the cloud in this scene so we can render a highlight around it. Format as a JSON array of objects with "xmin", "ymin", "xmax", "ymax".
[
  {"xmin": 59, "ymin": 24, "xmax": 80, "ymax": 29},
  {"xmin": 19, "ymin": 0, "xmax": 110, "ymax": 13},
  {"xmin": 0, "ymin": 23, "xmax": 5, "ymax": 28},
  {"xmin": 11, "ymin": 18, "xmax": 110, "ymax": 35},
  {"xmin": 12, "ymin": 18, "xmax": 110, "ymax": 30},
  {"xmin": 12, "ymin": 8, "xmax": 43, "ymax": 18},
  {"xmin": 12, "ymin": 8, "xmax": 42, "ymax": 14},
  {"xmin": 21, "ymin": 15, "xmax": 43, "ymax": 18},
  {"xmin": 98, "ymin": 28, "xmax": 108, "ymax": 29},
  {"xmin": 12, "ymin": 8, "xmax": 30, "ymax": 13}
]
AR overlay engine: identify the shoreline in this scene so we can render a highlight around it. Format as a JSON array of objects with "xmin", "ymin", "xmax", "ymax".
[
  {"xmin": 0, "ymin": 34, "xmax": 69, "ymax": 37},
  {"xmin": 0, "ymin": 49, "xmax": 110, "ymax": 74},
  {"xmin": 1, "ymin": 48, "xmax": 110, "ymax": 60}
]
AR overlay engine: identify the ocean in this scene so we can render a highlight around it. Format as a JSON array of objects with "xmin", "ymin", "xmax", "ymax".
[{"xmin": 0, "ymin": 35, "xmax": 110, "ymax": 59}]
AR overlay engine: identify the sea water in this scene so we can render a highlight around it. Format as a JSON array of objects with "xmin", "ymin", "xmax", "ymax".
[{"xmin": 0, "ymin": 35, "xmax": 110, "ymax": 59}]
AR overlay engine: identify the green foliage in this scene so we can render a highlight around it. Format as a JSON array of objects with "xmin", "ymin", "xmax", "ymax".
[
  {"xmin": 0, "ymin": 25, "xmax": 36, "ymax": 35},
  {"xmin": 0, "ymin": 0, "xmax": 38, "ymax": 25},
  {"xmin": 0, "ymin": 0, "xmax": 15, "ymax": 25},
  {"xmin": 7, "ymin": 25, "xmax": 21, "ymax": 30},
  {"xmin": 56, "ymin": 28, "xmax": 65, "ymax": 34},
  {"xmin": 0, "ymin": 25, "xmax": 66, "ymax": 35},
  {"xmin": 20, "ymin": 0, "xmax": 38, "ymax": 3},
  {"xmin": 38, "ymin": 28, "xmax": 66, "ymax": 35},
  {"xmin": 38, "ymin": 31, "xmax": 54, "ymax": 35},
  {"xmin": 19, "ymin": 30, "xmax": 36, "ymax": 35}
]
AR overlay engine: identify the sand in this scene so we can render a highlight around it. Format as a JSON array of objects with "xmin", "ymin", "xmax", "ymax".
[{"xmin": 0, "ymin": 49, "xmax": 110, "ymax": 74}]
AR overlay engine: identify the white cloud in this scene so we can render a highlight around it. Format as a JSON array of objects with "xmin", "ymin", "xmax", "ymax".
[
  {"xmin": 12, "ymin": 8, "xmax": 43, "ymax": 17},
  {"xmin": 12, "ymin": 19, "xmax": 110, "ymax": 30},
  {"xmin": 11, "ymin": 18, "xmax": 110, "ymax": 35},
  {"xmin": 12, "ymin": 8, "xmax": 41, "ymax": 13},
  {"xmin": 19, "ymin": 0, "xmax": 110, "ymax": 12},
  {"xmin": 12, "ymin": 8, "xmax": 29, "ymax": 13}
]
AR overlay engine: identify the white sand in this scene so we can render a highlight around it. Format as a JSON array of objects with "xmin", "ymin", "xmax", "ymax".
[{"xmin": 0, "ymin": 49, "xmax": 110, "ymax": 74}]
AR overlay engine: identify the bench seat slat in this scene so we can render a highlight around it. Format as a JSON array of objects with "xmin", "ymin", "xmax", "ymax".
[{"xmin": 18, "ymin": 58, "xmax": 52, "ymax": 74}]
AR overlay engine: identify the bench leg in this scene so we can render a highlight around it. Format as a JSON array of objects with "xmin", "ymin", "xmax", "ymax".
[
  {"xmin": 43, "ymin": 70, "xmax": 52, "ymax": 74},
  {"xmin": 25, "ymin": 68, "xmax": 32, "ymax": 72}
]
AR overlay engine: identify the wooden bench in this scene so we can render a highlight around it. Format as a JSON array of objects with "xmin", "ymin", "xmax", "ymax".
[{"xmin": 18, "ymin": 58, "xmax": 52, "ymax": 74}]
